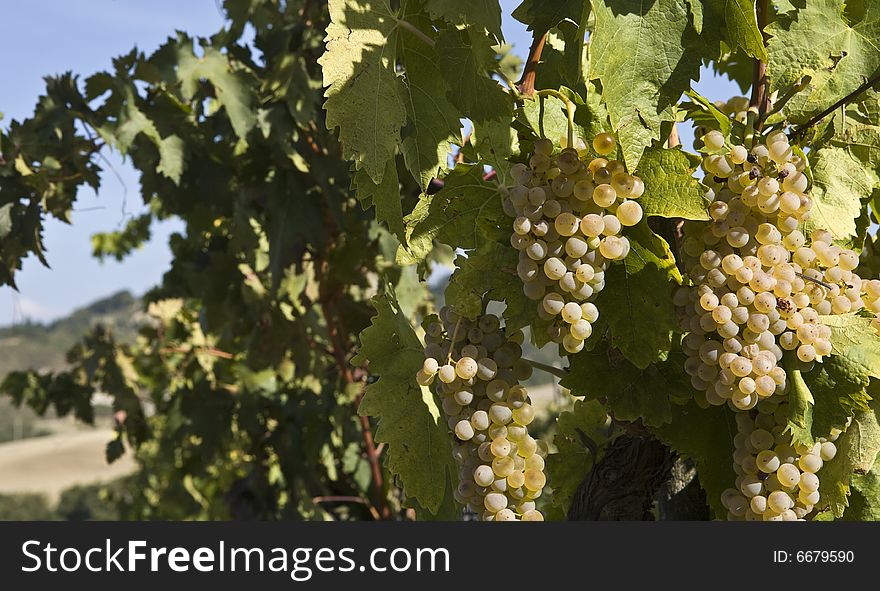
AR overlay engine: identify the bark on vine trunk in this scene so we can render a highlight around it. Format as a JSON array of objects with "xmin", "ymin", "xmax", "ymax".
[
  {"xmin": 567, "ymin": 434, "xmax": 676, "ymax": 520},
  {"xmin": 566, "ymin": 435, "xmax": 710, "ymax": 520}
]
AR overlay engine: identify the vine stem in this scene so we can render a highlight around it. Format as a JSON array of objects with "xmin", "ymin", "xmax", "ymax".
[
  {"xmin": 667, "ymin": 123, "xmax": 681, "ymax": 149},
  {"xmin": 517, "ymin": 32, "xmax": 547, "ymax": 98},
  {"xmin": 795, "ymin": 271, "xmax": 834, "ymax": 290},
  {"xmin": 535, "ymin": 89, "xmax": 576, "ymax": 149},
  {"xmin": 396, "ymin": 18, "xmax": 434, "ymax": 47},
  {"xmin": 792, "ymin": 70, "xmax": 880, "ymax": 140},
  {"xmin": 321, "ymin": 283, "xmax": 391, "ymax": 520},
  {"xmin": 446, "ymin": 317, "xmax": 463, "ymax": 364},
  {"xmin": 317, "ymin": 186, "xmax": 391, "ymax": 521},
  {"xmin": 523, "ymin": 359, "xmax": 569, "ymax": 380},
  {"xmin": 749, "ymin": 0, "xmax": 771, "ymax": 132}
]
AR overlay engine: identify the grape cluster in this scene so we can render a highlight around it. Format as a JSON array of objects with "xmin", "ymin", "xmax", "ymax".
[
  {"xmin": 721, "ymin": 399, "xmax": 841, "ymax": 521},
  {"xmin": 415, "ymin": 307, "xmax": 546, "ymax": 521},
  {"xmin": 676, "ymin": 128, "xmax": 880, "ymax": 520},
  {"xmin": 676, "ymin": 130, "xmax": 880, "ymax": 410},
  {"xmin": 503, "ymin": 134, "xmax": 644, "ymax": 353}
]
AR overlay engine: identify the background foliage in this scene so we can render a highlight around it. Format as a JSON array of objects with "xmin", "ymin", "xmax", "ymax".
[{"xmin": 1, "ymin": 0, "xmax": 879, "ymax": 520}]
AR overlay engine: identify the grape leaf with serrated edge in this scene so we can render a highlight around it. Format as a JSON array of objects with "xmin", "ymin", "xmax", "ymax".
[
  {"xmin": 589, "ymin": 0, "xmax": 708, "ymax": 170},
  {"xmin": 353, "ymin": 290, "xmax": 457, "ymax": 514},
  {"xmin": 767, "ymin": 0, "xmax": 880, "ymax": 125},
  {"xmin": 545, "ymin": 399, "xmax": 612, "ymax": 519},
  {"xmin": 320, "ymin": 0, "xmax": 405, "ymax": 183},
  {"xmin": 636, "ymin": 145, "xmax": 711, "ymax": 221},
  {"xmin": 595, "ymin": 222, "xmax": 682, "ymax": 368}
]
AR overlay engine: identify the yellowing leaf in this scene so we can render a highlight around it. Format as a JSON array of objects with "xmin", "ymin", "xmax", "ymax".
[
  {"xmin": 767, "ymin": 0, "xmax": 880, "ymax": 124},
  {"xmin": 636, "ymin": 146, "xmax": 711, "ymax": 221},
  {"xmin": 320, "ymin": 0, "xmax": 406, "ymax": 183},
  {"xmin": 589, "ymin": 0, "xmax": 707, "ymax": 170},
  {"xmin": 806, "ymin": 147, "xmax": 874, "ymax": 242}
]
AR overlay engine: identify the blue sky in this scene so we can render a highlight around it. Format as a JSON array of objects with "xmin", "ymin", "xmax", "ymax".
[
  {"xmin": 0, "ymin": 0, "xmax": 739, "ymax": 325},
  {"xmin": 0, "ymin": 0, "xmax": 223, "ymax": 325}
]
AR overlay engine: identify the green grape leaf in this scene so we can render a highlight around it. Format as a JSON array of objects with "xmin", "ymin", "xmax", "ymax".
[
  {"xmin": 354, "ymin": 160, "xmax": 405, "ymax": 242},
  {"xmin": 834, "ymin": 125, "xmax": 880, "ymax": 185},
  {"xmin": 636, "ymin": 145, "xmax": 711, "ymax": 221},
  {"xmin": 431, "ymin": 177, "xmax": 547, "ymax": 336},
  {"xmin": 563, "ymin": 346, "xmax": 693, "ymax": 427},
  {"xmin": 686, "ymin": 0, "xmax": 719, "ymax": 37},
  {"xmin": 399, "ymin": 8, "xmax": 461, "ymax": 190},
  {"xmin": 682, "ymin": 89, "xmax": 733, "ymax": 137},
  {"xmin": 0, "ymin": 204, "xmax": 12, "ymax": 239},
  {"xmin": 806, "ymin": 147, "xmax": 875, "ymax": 242},
  {"xmin": 519, "ymin": 85, "xmax": 611, "ymax": 152},
  {"xmin": 589, "ymin": 0, "xmax": 706, "ymax": 170},
  {"xmin": 154, "ymin": 136, "xmax": 185, "ymax": 184},
  {"xmin": 819, "ymin": 400, "xmax": 880, "ymax": 518},
  {"xmin": 435, "ymin": 28, "xmax": 513, "ymax": 123},
  {"xmin": 596, "ymin": 222, "xmax": 682, "ymax": 368},
  {"xmin": 93, "ymin": 85, "xmax": 185, "ymax": 184},
  {"xmin": 813, "ymin": 94, "xmax": 880, "ymax": 226},
  {"xmin": 846, "ymin": 464, "xmax": 880, "ymax": 520},
  {"xmin": 91, "ymin": 213, "xmax": 153, "ymax": 262},
  {"xmin": 520, "ymin": 92, "xmax": 576, "ymax": 148},
  {"xmin": 393, "ymin": 264, "xmax": 431, "ymax": 320},
  {"xmin": 320, "ymin": 0, "xmax": 405, "ymax": 183},
  {"xmin": 654, "ymin": 402, "xmax": 738, "ymax": 519},
  {"xmin": 266, "ymin": 187, "xmax": 324, "ymax": 293},
  {"xmin": 535, "ymin": 21, "xmax": 590, "ymax": 94},
  {"xmin": 721, "ymin": 0, "xmax": 768, "ymax": 61},
  {"xmin": 497, "ymin": 42, "xmax": 524, "ymax": 84},
  {"xmin": 573, "ymin": 82, "xmax": 614, "ymax": 142},
  {"xmin": 398, "ymin": 164, "xmax": 498, "ymax": 263},
  {"xmin": 177, "ymin": 46, "xmax": 257, "ymax": 140},
  {"xmin": 823, "ymin": 313, "xmax": 880, "ymax": 379},
  {"xmin": 545, "ymin": 399, "xmax": 611, "ymax": 519},
  {"xmin": 786, "ymin": 367, "xmax": 815, "ymax": 449},
  {"xmin": 797, "ymin": 356, "xmax": 872, "ymax": 444},
  {"xmin": 446, "ymin": 233, "xmax": 549, "ymax": 340},
  {"xmin": 786, "ymin": 314, "xmax": 880, "ymax": 444},
  {"xmin": 353, "ymin": 290, "xmax": 456, "ymax": 514},
  {"xmin": 767, "ymin": 0, "xmax": 880, "ymax": 125},
  {"xmin": 512, "ymin": 0, "xmax": 586, "ymax": 33},
  {"xmin": 424, "ymin": 0, "xmax": 502, "ymax": 38}
]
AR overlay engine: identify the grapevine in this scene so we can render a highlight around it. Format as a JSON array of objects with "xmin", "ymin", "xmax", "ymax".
[{"xmin": 1, "ymin": 0, "xmax": 879, "ymax": 524}]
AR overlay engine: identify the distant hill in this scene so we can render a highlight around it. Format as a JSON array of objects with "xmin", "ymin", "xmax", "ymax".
[
  {"xmin": 0, "ymin": 290, "xmax": 142, "ymax": 376},
  {"xmin": 0, "ymin": 291, "xmax": 143, "ymax": 442}
]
